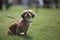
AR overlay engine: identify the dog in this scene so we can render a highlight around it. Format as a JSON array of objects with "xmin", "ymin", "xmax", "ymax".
[{"xmin": 7, "ymin": 10, "xmax": 35, "ymax": 36}]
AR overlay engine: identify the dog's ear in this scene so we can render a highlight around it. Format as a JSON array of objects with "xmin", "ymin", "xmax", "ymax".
[
  {"xmin": 21, "ymin": 13, "xmax": 24, "ymax": 19},
  {"xmin": 29, "ymin": 10, "xmax": 35, "ymax": 18},
  {"xmin": 30, "ymin": 12, "xmax": 35, "ymax": 18},
  {"xmin": 21, "ymin": 12, "xmax": 26, "ymax": 19},
  {"xmin": 32, "ymin": 14, "xmax": 35, "ymax": 18}
]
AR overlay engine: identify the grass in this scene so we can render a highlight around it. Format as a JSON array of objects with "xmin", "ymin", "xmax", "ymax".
[{"xmin": 0, "ymin": 5, "xmax": 60, "ymax": 40}]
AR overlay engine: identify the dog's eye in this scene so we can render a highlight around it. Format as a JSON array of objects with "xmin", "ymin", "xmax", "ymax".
[{"xmin": 24, "ymin": 13, "xmax": 27, "ymax": 14}]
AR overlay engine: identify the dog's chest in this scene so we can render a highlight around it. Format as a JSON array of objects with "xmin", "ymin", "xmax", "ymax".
[
  {"xmin": 21, "ymin": 22, "xmax": 31, "ymax": 27},
  {"xmin": 18, "ymin": 21, "xmax": 31, "ymax": 30}
]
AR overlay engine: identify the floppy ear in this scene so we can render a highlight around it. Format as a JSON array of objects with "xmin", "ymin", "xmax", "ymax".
[
  {"xmin": 21, "ymin": 13, "xmax": 25, "ymax": 19},
  {"xmin": 28, "ymin": 10, "xmax": 36, "ymax": 18},
  {"xmin": 21, "ymin": 12, "xmax": 26, "ymax": 19},
  {"xmin": 30, "ymin": 11, "xmax": 35, "ymax": 18},
  {"xmin": 32, "ymin": 14, "xmax": 35, "ymax": 18}
]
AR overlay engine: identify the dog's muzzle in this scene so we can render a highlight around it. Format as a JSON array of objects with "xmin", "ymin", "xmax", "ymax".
[{"xmin": 26, "ymin": 14, "xmax": 31, "ymax": 18}]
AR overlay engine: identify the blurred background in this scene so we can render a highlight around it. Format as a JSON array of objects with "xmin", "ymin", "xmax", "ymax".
[
  {"xmin": 0, "ymin": 0, "xmax": 60, "ymax": 40},
  {"xmin": 0, "ymin": 0, "xmax": 60, "ymax": 10}
]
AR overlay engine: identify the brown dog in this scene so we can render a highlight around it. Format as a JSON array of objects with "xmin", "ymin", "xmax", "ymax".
[{"xmin": 7, "ymin": 10, "xmax": 35, "ymax": 36}]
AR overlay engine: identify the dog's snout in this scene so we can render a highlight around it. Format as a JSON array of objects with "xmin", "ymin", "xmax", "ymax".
[
  {"xmin": 26, "ymin": 14, "xmax": 30, "ymax": 18},
  {"xmin": 27, "ymin": 14, "xmax": 29, "ymax": 16}
]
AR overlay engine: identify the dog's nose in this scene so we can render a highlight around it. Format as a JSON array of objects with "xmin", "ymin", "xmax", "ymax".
[
  {"xmin": 26, "ymin": 14, "xmax": 30, "ymax": 18},
  {"xmin": 27, "ymin": 14, "xmax": 29, "ymax": 16}
]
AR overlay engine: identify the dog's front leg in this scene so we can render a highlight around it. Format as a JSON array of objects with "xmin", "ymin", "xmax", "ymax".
[
  {"xmin": 16, "ymin": 31, "xmax": 21, "ymax": 35},
  {"xmin": 24, "ymin": 29, "xmax": 28, "ymax": 36},
  {"xmin": 16, "ymin": 30, "xmax": 21, "ymax": 36},
  {"xmin": 16, "ymin": 26, "xmax": 21, "ymax": 35},
  {"xmin": 24, "ymin": 31, "xmax": 27, "ymax": 36}
]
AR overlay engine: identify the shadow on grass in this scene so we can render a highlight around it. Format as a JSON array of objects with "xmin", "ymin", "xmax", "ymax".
[
  {"xmin": 8, "ymin": 34, "xmax": 32, "ymax": 40},
  {"xmin": 20, "ymin": 35, "xmax": 32, "ymax": 40}
]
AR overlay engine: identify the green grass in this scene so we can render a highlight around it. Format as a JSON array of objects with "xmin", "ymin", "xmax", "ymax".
[{"xmin": 0, "ymin": 5, "xmax": 60, "ymax": 40}]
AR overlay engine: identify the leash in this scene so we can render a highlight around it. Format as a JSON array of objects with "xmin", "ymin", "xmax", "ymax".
[{"xmin": 0, "ymin": 14, "xmax": 16, "ymax": 19}]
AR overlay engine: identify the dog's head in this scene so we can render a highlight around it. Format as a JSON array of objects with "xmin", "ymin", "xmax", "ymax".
[{"xmin": 21, "ymin": 10, "xmax": 35, "ymax": 21}]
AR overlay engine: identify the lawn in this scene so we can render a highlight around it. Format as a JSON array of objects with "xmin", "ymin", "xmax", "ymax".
[{"xmin": 0, "ymin": 5, "xmax": 60, "ymax": 40}]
